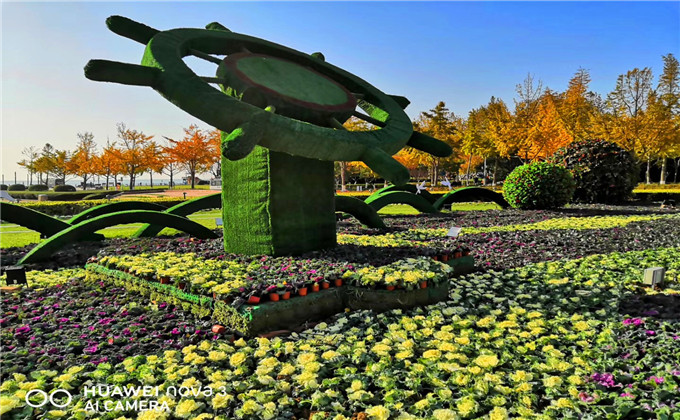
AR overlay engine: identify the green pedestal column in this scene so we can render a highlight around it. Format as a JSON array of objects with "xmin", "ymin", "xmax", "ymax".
[{"xmin": 221, "ymin": 143, "xmax": 337, "ymax": 256}]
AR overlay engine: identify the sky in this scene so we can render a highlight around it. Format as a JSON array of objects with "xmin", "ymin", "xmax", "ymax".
[{"xmin": 1, "ymin": 1, "xmax": 679, "ymax": 182}]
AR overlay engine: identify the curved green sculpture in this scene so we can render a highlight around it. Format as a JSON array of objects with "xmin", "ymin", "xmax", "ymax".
[
  {"xmin": 335, "ymin": 196, "xmax": 386, "ymax": 229},
  {"xmin": 433, "ymin": 187, "xmax": 510, "ymax": 211},
  {"xmin": 134, "ymin": 193, "xmax": 222, "ymax": 237},
  {"xmin": 0, "ymin": 202, "xmax": 103, "ymax": 240},
  {"xmin": 371, "ymin": 184, "xmax": 437, "ymax": 204},
  {"xmin": 68, "ymin": 201, "xmax": 167, "ymax": 225},
  {"xmin": 365, "ymin": 191, "xmax": 438, "ymax": 214},
  {"xmin": 19, "ymin": 210, "xmax": 218, "ymax": 264},
  {"xmin": 85, "ymin": 16, "xmax": 451, "ymax": 255}
]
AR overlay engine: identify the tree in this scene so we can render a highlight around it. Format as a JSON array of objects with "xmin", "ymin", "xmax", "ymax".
[
  {"xmin": 115, "ymin": 123, "xmax": 154, "ymax": 190},
  {"xmin": 161, "ymin": 139, "xmax": 180, "ymax": 189},
  {"xmin": 94, "ymin": 139, "xmax": 124, "ymax": 190},
  {"xmin": 207, "ymin": 129, "xmax": 222, "ymax": 179},
  {"xmin": 18, "ymin": 147, "xmax": 39, "ymax": 186},
  {"xmin": 408, "ymin": 102, "xmax": 461, "ymax": 185},
  {"xmin": 559, "ymin": 68, "xmax": 597, "ymax": 141},
  {"xmin": 656, "ymin": 53, "xmax": 680, "ymax": 183},
  {"xmin": 658, "ymin": 53, "xmax": 680, "ymax": 115},
  {"xmin": 33, "ymin": 143, "xmax": 70, "ymax": 185},
  {"xmin": 605, "ymin": 68, "xmax": 654, "ymax": 156},
  {"xmin": 143, "ymin": 140, "xmax": 165, "ymax": 188},
  {"xmin": 67, "ymin": 132, "xmax": 97, "ymax": 190},
  {"xmin": 510, "ymin": 73, "xmax": 545, "ymax": 161},
  {"xmin": 526, "ymin": 90, "xmax": 572, "ymax": 160},
  {"xmin": 165, "ymin": 125, "xmax": 216, "ymax": 189}
]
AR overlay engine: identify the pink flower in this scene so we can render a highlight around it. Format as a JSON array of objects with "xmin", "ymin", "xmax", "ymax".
[
  {"xmin": 647, "ymin": 376, "xmax": 664, "ymax": 384},
  {"xmin": 579, "ymin": 392, "xmax": 595, "ymax": 403},
  {"xmin": 620, "ymin": 392, "xmax": 635, "ymax": 398}
]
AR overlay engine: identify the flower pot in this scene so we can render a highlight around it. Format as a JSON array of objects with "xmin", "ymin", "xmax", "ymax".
[
  {"xmin": 281, "ymin": 291, "xmax": 291, "ymax": 300},
  {"xmin": 269, "ymin": 293, "xmax": 280, "ymax": 302},
  {"xmin": 298, "ymin": 287, "xmax": 308, "ymax": 297},
  {"xmin": 159, "ymin": 277, "xmax": 170, "ymax": 285},
  {"xmin": 311, "ymin": 283, "xmax": 320, "ymax": 292},
  {"xmin": 454, "ymin": 250, "xmax": 463, "ymax": 259},
  {"xmin": 177, "ymin": 282, "xmax": 186, "ymax": 290},
  {"xmin": 212, "ymin": 292, "xmax": 218, "ymax": 300},
  {"xmin": 321, "ymin": 282, "xmax": 330, "ymax": 290},
  {"xmin": 247, "ymin": 296, "xmax": 261, "ymax": 304},
  {"xmin": 212, "ymin": 325, "xmax": 226, "ymax": 334},
  {"xmin": 463, "ymin": 249, "xmax": 471, "ymax": 256},
  {"xmin": 334, "ymin": 279, "xmax": 343, "ymax": 287},
  {"xmin": 386, "ymin": 285, "xmax": 396, "ymax": 291},
  {"xmin": 441, "ymin": 254, "xmax": 449, "ymax": 262},
  {"xmin": 433, "ymin": 255, "xmax": 440, "ymax": 261},
  {"xmin": 420, "ymin": 281, "xmax": 428, "ymax": 289}
]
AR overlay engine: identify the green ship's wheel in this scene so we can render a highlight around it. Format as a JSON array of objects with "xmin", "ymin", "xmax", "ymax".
[{"xmin": 85, "ymin": 16, "xmax": 451, "ymax": 185}]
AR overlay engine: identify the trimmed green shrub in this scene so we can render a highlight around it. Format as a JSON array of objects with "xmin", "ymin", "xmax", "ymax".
[
  {"xmin": 503, "ymin": 162, "xmax": 575, "ymax": 209},
  {"xmin": 28, "ymin": 184, "xmax": 49, "ymax": 191},
  {"xmin": 18, "ymin": 198, "xmax": 184, "ymax": 217},
  {"xmin": 550, "ymin": 139, "xmax": 638, "ymax": 203},
  {"xmin": 0, "ymin": 184, "xmax": 7, "ymax": 191},
  {"xmin": 8, "ymin": 184, "xmax": 26, "ymax": 191},
  {"xmin": 54, "ymin": 185, "xmax": 77, "ymax": 192}
]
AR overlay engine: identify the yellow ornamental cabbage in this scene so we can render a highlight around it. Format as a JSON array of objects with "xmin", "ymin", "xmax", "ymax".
[
  {"xmin": 423, "ymin": 349, "xmax": 441, "ymax": 360},
  {"xmin": 543, "ymin": 376, "xmax": 563, "ymax": 388},
  {"xmin": 229, "ymin": 352, "xmax": 247, "ymax": 367},
  {"xmin": 474, "ymin": 354, "xmax": 499, "ymax": 368},
  {"xmin": 365, "ymin": 405, "xmax": 390, "ymax": 420},
  {"xmin": 174, "ymin": 399, "xmax": 201, "ymax": 418},
  {"xmin": 240, "ymin": 400, "xmax": 261, "ymax": 415},
  {"xmin": 432, "ymin": 409, "xmax": 458, "ymax": 420},
  {"xmin": 456, "ymin": 397, "xmax": 478, "ymax": 417},
  {"xmin": 207, "ymin": 351, "xmax": 227, "ymax": 362},
  {"xmin": 489, "ymin": 407, "xmax": 509, "ymax": 420},
  {"xmin": 137, "ymin": 410, "xmax": 169, "ymax": 420}
]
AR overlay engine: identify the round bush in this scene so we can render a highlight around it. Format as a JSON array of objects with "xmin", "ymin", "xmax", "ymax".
[
  {"xmin": 550, "ymin": 139, "xmax": 637, "ymax": 203},
  {"xmin": 8, "ymin": 184, "xmax": 26, "ymax": 191},
  {"xmin": 0, "ymin": 184, "xmax": 7, "ymax": 191},
  {"xmin": 28, "ymin": 184, "xmax": 49, "ymax": 191},
  {"xmin": 54, "ymin": 184, "xmax": 76, "ymax": 192},
  {"xmin": 503, "ymin": 162, "xmax": 575, "ymax": 209}
]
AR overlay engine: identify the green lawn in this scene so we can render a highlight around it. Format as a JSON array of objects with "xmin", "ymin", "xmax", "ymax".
[
  {"xmin": 0, "ymin": 203, "xmax": 499, "ymax": 249},
  {"xmin": 0, "ymin": 210, "xmax": 223, "ymax": 248}
]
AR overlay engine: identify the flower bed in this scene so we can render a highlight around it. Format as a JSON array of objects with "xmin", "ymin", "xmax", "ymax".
[
  {"xmin": 1, "ymin": 248, "xmax": 678, "ymax": 419},
  {"xmin": 83, "ymin": 254, "xmax": 470, "ymax": 334}
]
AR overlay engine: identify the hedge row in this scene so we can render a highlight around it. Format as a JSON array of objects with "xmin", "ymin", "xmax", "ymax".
[{"xmin": 16, "ymin": 198, "xmax": 186, "ymax": 217}]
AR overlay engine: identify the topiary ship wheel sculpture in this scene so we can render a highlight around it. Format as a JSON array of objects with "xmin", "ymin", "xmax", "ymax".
[{"xmin": 85, "ymin": 16, "xmax": 451, "ymax": 255}]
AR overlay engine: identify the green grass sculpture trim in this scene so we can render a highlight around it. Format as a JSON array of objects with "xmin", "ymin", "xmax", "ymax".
[
  {"xmin": 68, "ymin": 201, "xmax": 168, "ymax": 225},
  {"xmin": 335, "ymin": 196, "xmax": 386, "ymax": 229},
  {"xmin": 19, "ymin": 210, "xmax": 218, "ymax": 264},
  {"xmin": 372, "ymin": 184, "xmax": 437, "ymax": 204},
  {"xmin": 0, "ymin": 202, "xmax": 103, "ymax": 240},
  {"xmin": 133, "ymin": 193, "xmax": 221, "ymax": 237},
  {"xmin": 433, "ymin": 187, "xmax": 510, "ymax": 210},
  {"xmin": 364, "ymin": 191, "xmax": 437, "ymax": 214}
]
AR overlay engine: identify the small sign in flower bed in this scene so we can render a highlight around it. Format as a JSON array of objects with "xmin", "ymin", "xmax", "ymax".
[{"xmin": 85, "ymin": 252, "xmax": 473, "ymax": 334}]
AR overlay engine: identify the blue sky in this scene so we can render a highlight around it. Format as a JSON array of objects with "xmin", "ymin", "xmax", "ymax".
[{"xmin": 2, "ymin": 1, "xmax": 678, "ymax": 180}]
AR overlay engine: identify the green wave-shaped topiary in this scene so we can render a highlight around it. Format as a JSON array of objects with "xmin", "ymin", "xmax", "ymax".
[
  {"xmin": 433, "ymin": 187, "xmax": 509, "ymax": 211},
  {"xmin": 19, "ymin": 210, "xmax": 218, "ymax": 264},
  {"xmin": 335, "ymin": 196, "xmax": 386, "ymax": 229},
  {"xmin": 68, "ymin": 201, "xmax": 168, "ymax": 225},
  {"xmin": 364, "ymin": 191, "xmax": 437, "ymax": 214},
  {"xmin": 0, "ymin": 202, "xmax": 103, "ymax": 240},
  {"xmin": 372, "ymin": 184, "xmax": 437, "ymax": 204},
  {"xmin": 133, "ymin": 193, "xmax": 222, "ymax": 237}
]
